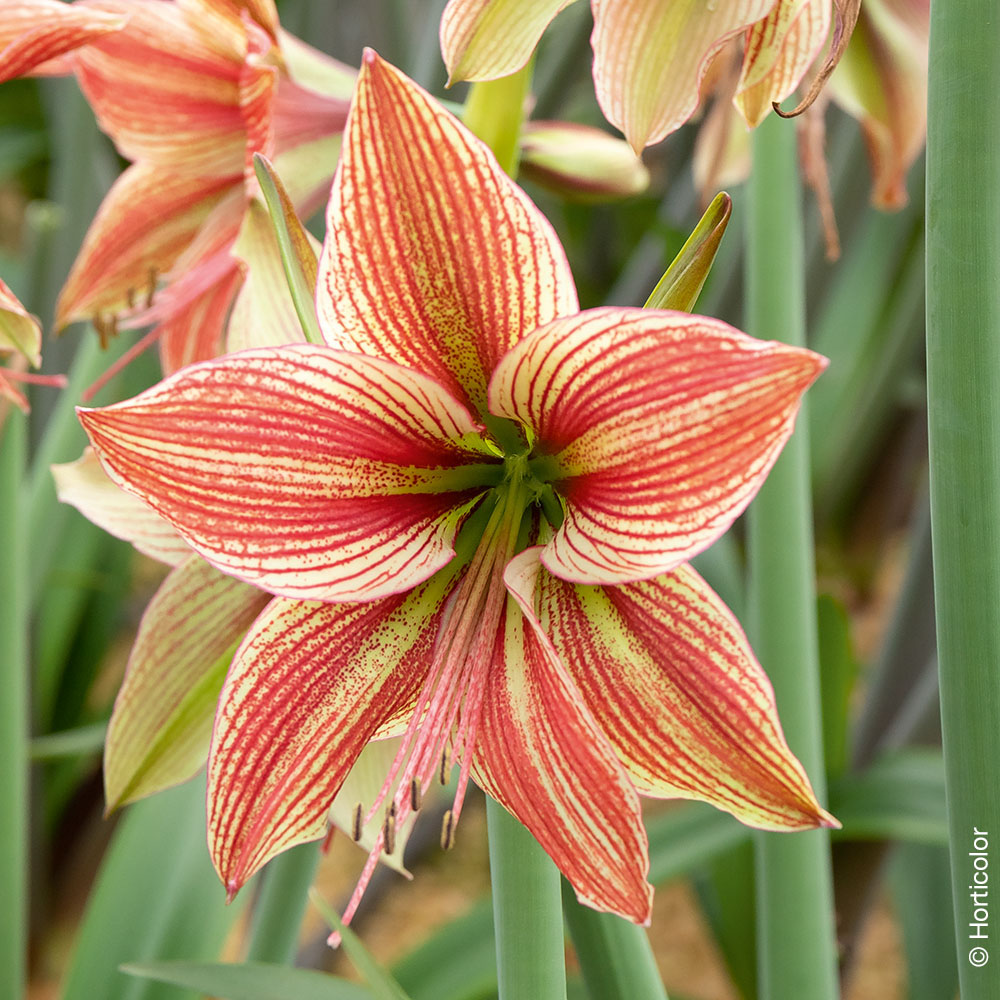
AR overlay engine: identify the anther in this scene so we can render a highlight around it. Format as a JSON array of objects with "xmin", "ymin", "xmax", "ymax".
[
  {"xmin": 441, "ymin": 809, "xmax": 456, "ymax": 851},
  {"xmin": 94, "ymin": 314, "xmax": 109, "ymax": 349},
  {"xmin": 410, "ymin": 778, "xmax": 422, "ymax": 812},
  {"xmin": 145, "ymin": 267, "xmax": 158, "ymax": 308},
  {"xmin": 383, "ymin": 809, "xmax": 396, "ymax": 856},
  {"xmin": 126, "ymin": 286, "xmax": 136, "ymax": 310},
  {"xmin": 439, "ymin": 748, "xmax": 451, "ymax": 786},
  {"xmin": 351, "ymin": 803, "xmax": 363, "ymax": 842}
]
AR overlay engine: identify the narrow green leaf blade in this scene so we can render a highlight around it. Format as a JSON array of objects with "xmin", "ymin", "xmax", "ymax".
[
  {"xmin": 829, "ymin": 748, "xmax": 947, "ymax": 845},
  {"xmin": 643, "ymin": 192, "xmax": 732, "ymax": 312},
  {"xmin": 252, "ymin": 153, "xmax": 322, "ymax": 345},
  {"xmin": 310, "ymin": 890, "xmax": 414, "ymax": 1000},
  {"xmin": 645, "ymin": 803, "xmax": 749, "ymax": 887},
  {"xmin": 30, "ymin": 721, "xmax": 106, "ymax": 761},
  {"xmin": 121, "ymin": 961, "xmax": 372, "ymax": 1000}
]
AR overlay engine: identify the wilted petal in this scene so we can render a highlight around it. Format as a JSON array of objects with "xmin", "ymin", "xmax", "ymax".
[
  {"xmin": 317, "ymin": 50, "xmax": 577, "ymax": 417},
  {"xmin": 104, "ymin": 555, "xmax": 269, "ymax": 810},
  {"xmin": 828, "ymin": 0, "xmax": 928, "ymax": 209},
  {"xmin": 79, "ymin": 345, "xmax": 494, "ymax": 602},
  {"xmin": 518, "ymin": 121, "xmax": 650, "ymax": 202},
  {"xmin": 591, "ymin": 0, "xmax": 777, "ymax": 150},
  {"xmin": 736, "ymin": 0, "xmax": 832, "ymax": 128},
  {"xmin": 473, "ymin": 564, "xmax": 653, "ymax": 923},
  {"xmin": 440, "ymin": 0, "xmax": 575, "ymax": 82},
  {"xmin": 74, "ymin": 0, "xmax": 274, "ymax": 176},
  {"xmin": 692, "ymin": 90, "xmax": 752, "ymax": 207},
  {"xmin": 490, "ymin": 308, "xmax": 826, "ymax": 584},
  {"xmin": 52, "ymin": 448, "xmax": 191, "ymax": 566},
  {"xmin": 208, "ymin": 582, "xmax": 452, "ymax": 894},
  {"xmin": 0, "ymin": 276, "xmax": 41, "ymax": 366},
  {"xmin": 0, "ymin": 0, "xmax": 124, "ymax": 83},
  {"xmin": 56, "ymin": 164, "xmax": 237, "ymax": 329},
  {"xmin": 509, "ymin": 548, "xmax": 836, "ymax": 830}
]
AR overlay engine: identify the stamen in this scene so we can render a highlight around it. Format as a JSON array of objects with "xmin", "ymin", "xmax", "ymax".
[
  {"xmin": 441, "ymin": 809, "xmax": 456, "ymax": 851},
  {"xmin": 383, "ymin": 809, "xmax": 396, "ymax": 856},
  {"xmin": 81, "ymin": 324, "xmax": 167, "ymax": 402},
  {"xmin": 126, "ymin": 286, "xmax": 136, "ymax": 310},
  {"xmin": 351, "ymin": 803, "xmax": 363, "ymax": 842},
  {"xmin": 144, "ymin": 267, "xmax": 159, "ymax": 308},
  {"xmin": 332, "ymin": 477, "xmax": 530, "ymax": 948},
  {"xmin": 94, "ymin": 314, "xmax": 110, "ymax": 349}
]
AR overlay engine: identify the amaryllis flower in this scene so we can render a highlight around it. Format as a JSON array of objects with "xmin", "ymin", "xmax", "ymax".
[
  {"xmin": 441, "ymin": 0, "xmax": 859, "ymax": 151},
  {"xmin": 0, "ymin": 0, "xmax": 352, "ymax": 373},
  {"xmin": 77, "ymin": 52, "xmax": 835, "ymax": 925}
]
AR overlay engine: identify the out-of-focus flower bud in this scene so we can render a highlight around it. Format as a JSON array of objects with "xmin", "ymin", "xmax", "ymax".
[{"xmin": 518, "ymin": 121, "xmax": 650, "ymax": 202}]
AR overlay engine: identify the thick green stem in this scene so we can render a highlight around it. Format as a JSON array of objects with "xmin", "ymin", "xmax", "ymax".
[
  {"xmin": 0, "ymin": 410, "xmax": 28, "ymax": 1000},
  {"xmin": 461, "ymin": 62, "xmax": 533, "ymax": 178},
  {"xmin": 487, "ymin": 797, "xmax": 567, "ymax": 1000},
  {"xmin": 926, "ymin": 1, "xmax": 1000, "ymax": 994},
  {"xmin": 561, "ymin": 880, "xmax": 667, "ymax": 1000},
  {"xmin": 745, "ymin": 114, "xmax": 838, "ymax": 1000}
]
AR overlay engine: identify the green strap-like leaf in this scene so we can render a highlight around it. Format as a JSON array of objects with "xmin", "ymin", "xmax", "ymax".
[
  {"xmin": 828, "ymin": 748, "xmax": 947, "ymax": 845},
  {"xmin": 252, "ymin": 153, "xmax": 322, "ymax": 345},
  {"xmin": 311, "ymin": 890, "xmax": 414, "ymax": 1000},
  {"xmin": 121, "ymin": 961, "xmax": 373, "ymax": 1000}
]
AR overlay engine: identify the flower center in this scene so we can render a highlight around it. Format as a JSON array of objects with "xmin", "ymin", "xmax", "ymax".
[{"xmin": 335, "ymin": 459, "xmax": 534, "ymax": 934}]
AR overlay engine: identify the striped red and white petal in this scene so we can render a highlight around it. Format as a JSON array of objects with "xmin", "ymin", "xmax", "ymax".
[
  {"xmin": 52, "ymin": 448, "xmax": 191, "ymax": 567},
  {"xmin": 317, "ymin": 50, "xmax": 578, "ymax": 418},
  {"xmin": 0, "ymin": 0, "xmax": 124, "ymax": 84},
  {"xmin": 474, "ymin": 568, "xmax": 653, "ymax": 923},
  {"xmin": 735, "ymin": 0, "xmax": 832, "ymax": 127},
  {"xmin": 0, "ymin": 276, "xmax": 41, "ymax": 366},
  {"xmin": 74, "ymin": 0, "xmax": 276, "ymax": 177},
  {"xmin": 508, "ymin": 548, "xmax": 837, "ymax": 830},
  {"xmin": 208, "ymin": 580, "xmax": 453, "ymax": 894},
  {"xmin": 79, "ymin": 345, "xmax": 495, "ymax": 602},
  {"xmin": 55, "ymin": 164, "xmax": 238, "ymax": 329},
  {"xmin": 439, "ymin": 0, "xmax": 575, "ymax": 83},
  {"xmin": 591, "ymin": 0, "xmax": 777, "ymax": 150},
  {"xmin": 489, "ymin": 307, "xmax": 826, "ymax": 585},
  {"xmin": 156, "ymin": 257, "xmax": 246, "ymax": 374},
  {"xmin": 103, "ymin": 555, "xmax": 269, "ymax": 810}
]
